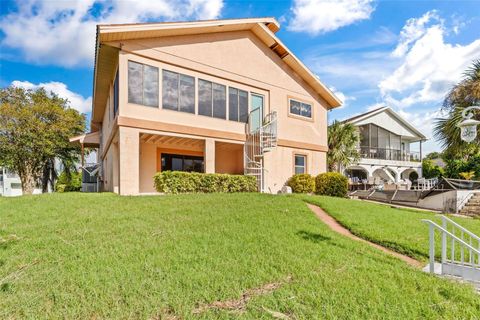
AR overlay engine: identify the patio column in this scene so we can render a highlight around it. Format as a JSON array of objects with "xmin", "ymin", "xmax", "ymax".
[
  {"xmin": 204, "ymin": 138, "xmax": 215, "ymax": 173},
  {"xmin": 420, "ymin": 140, "xmax": 423, "ymax": 160},
  {"xmin": 118, "ymin": 126, "xmax": 139, "ymax": 195}
]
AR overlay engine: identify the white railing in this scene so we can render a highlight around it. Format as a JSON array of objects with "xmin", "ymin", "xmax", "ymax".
[
  {"xmin": 415, "ymin": 178, "xmax": 438, "ymax": 191},
  {"xmin": 244, "ymin": 111, "xmax": 277, "ymax": 192},
  {"xmin": 457, "ymin": 191, "xmax": 480, "ymax": 213},
  {"xmin": 422, "ymin": 216, "xmax": 480, "ymax": 282}
]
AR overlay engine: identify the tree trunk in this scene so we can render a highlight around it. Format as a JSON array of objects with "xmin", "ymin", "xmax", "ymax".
[
  {"xmin": 18, "ymin": 163, "xmax": 39, "ymax": 195},
  {"xmin": 20, "ymin": 172, "xmax": 36, "ymax": 195},
  {"xmin": 42, "ymin": 158, "xmax": 57, "ymax": 193}
]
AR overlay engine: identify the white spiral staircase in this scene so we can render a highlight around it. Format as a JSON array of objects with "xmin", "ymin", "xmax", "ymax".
[{"xmin": 244, "ymin": 110, "xmax": 278, "ymax": 192}]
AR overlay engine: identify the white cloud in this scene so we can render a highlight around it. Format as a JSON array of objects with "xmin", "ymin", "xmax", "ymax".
[
  {"xmin": 379, "ymin": 10, "xmax": 480, "ymax": 108},
  {"xmin": 391, "ymin": 10, "xmax": 441, "ymax": 58},
  {"xmin": 329, "ymin": 86, "xmax": 355, "ymax": 109},
  {"xmin": 288, "ymin": 0, "xmax": 375, "ymax": 34},
  {"xmin": 11, "ymin": 80, "xmax": 92, "ymax": 114},
  {"xmin": 0, "ymin": 0, "xmax": 224, "ymax": 67}
]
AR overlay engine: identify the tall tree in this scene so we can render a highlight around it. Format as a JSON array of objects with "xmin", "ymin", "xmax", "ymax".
[
  {"xmin": 0, "ymin": 86, "xmax": 85, "ymax": 194},
  {"xmin": 434, "ymin": 59, "xmax": 480, "ymax": 158},
  {"xmin": 327, "ymin": 120, "xmax": 360, "ymax": 172}
]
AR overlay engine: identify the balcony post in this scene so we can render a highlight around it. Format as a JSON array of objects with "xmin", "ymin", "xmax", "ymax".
[{"xmin": 420, "ymin": 140, "xmax": 423, "ymax": 161}]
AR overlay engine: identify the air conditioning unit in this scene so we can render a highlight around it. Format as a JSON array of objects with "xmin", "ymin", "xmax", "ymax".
[{"xmin": 82, "ymin": 183, "xmax": 98, "ymax": 193}]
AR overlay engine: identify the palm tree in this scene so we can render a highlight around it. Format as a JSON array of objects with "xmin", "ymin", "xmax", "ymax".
[
  {"xmin": 327, "ymin": 120, "xmax": 360, "ymax": 172},
  {"xmin": 434, "ymin": 59, "xmax": 480, "ymax": 157}
]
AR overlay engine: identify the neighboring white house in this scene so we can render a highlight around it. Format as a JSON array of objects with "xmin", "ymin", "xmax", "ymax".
[
  {"xmin": 343, "ymin": 107, "xmax": 427, "ymax": 185},
  {"xmin": 0, "ymin": 167, "xmax": 48, "ymax": 197},
  {"xmin": 0, "ymin": 167, "xmax": 25, "ymax": 197}
]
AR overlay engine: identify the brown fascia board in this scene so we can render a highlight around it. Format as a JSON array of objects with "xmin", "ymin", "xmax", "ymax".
[{"xmin": 97, "ymin": 17, "xmax": 280, "ymax": 42}]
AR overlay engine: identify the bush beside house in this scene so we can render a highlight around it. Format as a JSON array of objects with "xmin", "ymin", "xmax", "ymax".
[
  {"xmin": 315, "ymin": 172, "xmax": 348, "ymax": 197},
  {"xmin": 153, "ymin": 171, "xmax": 257, "ymax": 194},
  {"xmin": 55, "ymin": 171, "xmax": 82, "ymax": 192},
  {"xmin": 287, "ymin": 174, "xmax": 315, "ymax": 193}
]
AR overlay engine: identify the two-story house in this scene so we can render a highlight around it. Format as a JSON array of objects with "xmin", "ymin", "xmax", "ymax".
[
  {"xmin": 70, "ymin": 18, "xmax": 342, "ymax": 195},
  {"xmin": 343, "ymin": 107, "xmax": 427, "ymax": 185}
]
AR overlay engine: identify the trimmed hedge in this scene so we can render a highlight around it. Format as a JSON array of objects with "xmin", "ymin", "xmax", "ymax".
[
  {"xmin": 153, "ymin": 171, "xmax": 258, "ymax": 194},
  {"xmin": 287, "ymin": 174, "xmax": 315, "ymax": 193},
  {"xmin": 315, "ymin": 172, "xmax": 348, "ymax": 197}
]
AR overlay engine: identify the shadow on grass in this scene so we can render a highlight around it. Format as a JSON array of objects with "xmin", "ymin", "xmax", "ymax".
[{"xmin": 296, "ymin": 230, "xmax": 331, "ymax": 243}]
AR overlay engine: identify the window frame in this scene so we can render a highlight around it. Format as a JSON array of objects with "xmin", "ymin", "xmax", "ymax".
[
  {"xmin": 156, "ymin": 148, "xmax": 205, "ymax": 173},
  {"xmin": 293, "ymin": 153, "xmax": 308, "ymax": 175},
  {"xmin": 128, "ymin": 60, "xmax": 159, "ymax": 108},
  {"xmin": 113, "ymin": 69, "xmax": 119, "ymax": 117},
  {"xmin": 162, "ymin": 69, "xmax": 195, "ymax": 114},
  {"xmin": 198, "ymin": 78, "xmax": 227, "ymax": 120},
  {"xmin": 287, "ymin": 96, "xmax": 314, "ymax": 121},
  {"xmin": 228, "ymin": 87, "xmax": 249, "ymax": 123}
]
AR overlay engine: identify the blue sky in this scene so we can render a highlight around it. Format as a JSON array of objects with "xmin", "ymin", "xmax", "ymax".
[{"xmin": 1, "ymin": 0, "xmax": 479, "ymax": 153}]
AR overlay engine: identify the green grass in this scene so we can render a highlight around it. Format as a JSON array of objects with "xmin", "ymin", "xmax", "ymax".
[
  {"xmin": 1, "ymin": 193, "xmax": 479, "ymax": 319},
  {"xmin": 298, "ymin": 194, "xmax": 480, "ymax": 262}
]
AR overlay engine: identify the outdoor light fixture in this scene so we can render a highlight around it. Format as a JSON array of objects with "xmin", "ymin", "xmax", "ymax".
[{"xmin": 458, "ymin": 106, "xmax": 480, "ymax": 143}]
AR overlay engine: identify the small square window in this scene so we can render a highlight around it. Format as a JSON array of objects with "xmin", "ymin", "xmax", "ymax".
[{"xmin": 294, "ymin": 155, "xmax": 306, "ymax": 174}]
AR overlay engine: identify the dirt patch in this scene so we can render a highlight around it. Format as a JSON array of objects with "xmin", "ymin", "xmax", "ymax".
[
  {"xmin": 192, "ymin": 275, "xmax": 293, "ymax": 315},
  {"xmin": 306, "ymin": 203, "xmax": 423, "ymax": 268}
]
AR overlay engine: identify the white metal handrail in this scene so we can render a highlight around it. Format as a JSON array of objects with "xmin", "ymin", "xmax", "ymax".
[
  {"xmin": 422, "ymin": 217, "xmax": 480, "ymax": 275},
  {"xmin": 457, "ymin": 191, "xmax": 479, "ymax": 213},
  {"xmin": 244, "ymin": 111, "xmax": 277, "ymax": 192}
]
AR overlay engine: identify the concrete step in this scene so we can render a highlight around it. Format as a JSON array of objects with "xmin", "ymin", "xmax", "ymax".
[
  {"xmin": 464, "ymin": 203, "xmax": 480, "ymax": 208},
  {"xmin": 460, "ymin": 211, "xmax": 480, "ymax": 217}
]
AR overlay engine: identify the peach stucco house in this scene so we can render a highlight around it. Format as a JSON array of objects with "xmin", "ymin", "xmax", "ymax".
[{"xmin": 71, "ymin": 17, "xmax": 341, "ymax": 195}]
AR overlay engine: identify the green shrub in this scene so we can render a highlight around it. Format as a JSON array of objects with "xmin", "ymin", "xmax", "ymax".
[
  {"xmin": 315, "ymin": 172, "xmax": 348, "ymax": 197},
  {"xmin": 287, "ymin": 174, "xmax": 315, "ymax": 193},
  {"xmin": 55, "ymin": 171, "xmax": 82, "ymax": 192},
  {"xmin": 153, "ymin": 171, "xmax": 257, "ymax": 194}
]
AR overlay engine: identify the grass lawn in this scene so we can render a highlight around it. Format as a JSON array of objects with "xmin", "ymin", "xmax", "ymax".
[
  {"xmin": 298, "ymin": 195, "xmax": 480, "ymax": 262},
  {"xmin": 0, "ymin": 193, "xmax": 479, "ymax": 319}
]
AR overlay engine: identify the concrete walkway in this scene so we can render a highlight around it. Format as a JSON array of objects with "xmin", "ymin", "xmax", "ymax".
[{"xmin": 306, "ymin": 203, "xmax": 424, "ymax": 268}]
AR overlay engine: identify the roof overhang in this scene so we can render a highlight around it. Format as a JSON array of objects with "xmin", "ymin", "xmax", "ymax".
[
  {"xmin": 70, "ymin": 131, "xmax": 100, "ymax": 147},
  {"xmin": 344, "ymin": 107, "xmax": 427, "ymax": 140},
  {"xmin": 91, "ymin": 17, "xmax": 342, "ymax": 123}
]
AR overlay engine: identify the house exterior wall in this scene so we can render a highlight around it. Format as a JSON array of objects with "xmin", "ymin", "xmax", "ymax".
[
  {"xmin": 113, "ymin": 30, "xmax": 329, "ymax": 146},
  {"xmin": 97, "ymin": 30, "xmax": 330, "ymax": 195}
]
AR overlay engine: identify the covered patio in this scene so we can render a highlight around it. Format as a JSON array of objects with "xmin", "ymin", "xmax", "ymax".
[{"xmin": 138, "ymin": 132, "xmax": 244, "ymax": 193}]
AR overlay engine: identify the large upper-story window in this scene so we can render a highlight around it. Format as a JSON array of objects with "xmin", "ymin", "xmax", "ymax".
[
  {"xmin": 228, "ymin": 87, "xmax": 249, "ymax": 122},
  {"xmin": 128, "ymin": 61, "xmax": 159, "ymax": 107},
  {"xmin": 359, "ymin": 124, "xmax": 402, "ymax": 150},
  {"xmin": 289, "ymin": 98, "xmax": 312, "ymax": 119},
  {"xmin": 162, "ymin": 70, "xmax": 195, "ymax": 114},
  {"xmin": 198, "ymin": 79, "xmax": 226, "ymax": 119}
]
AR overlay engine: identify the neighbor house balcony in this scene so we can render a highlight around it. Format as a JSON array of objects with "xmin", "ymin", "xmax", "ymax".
[
  {"xmin": 358, "ymin": 146, "xmax": 421, "ymax": 162},
  {"xmin": 356, "ymin": 123, "xmax": 423, "ymax": 164}
]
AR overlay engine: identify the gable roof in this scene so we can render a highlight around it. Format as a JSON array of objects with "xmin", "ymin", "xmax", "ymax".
[
  {"xmin": 91, "ymin": 17, "xmax": 342, "ymax": 122},
  {"xmin": 343, "ymin": 106, "xmax": 427, "ymax": 140}
]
